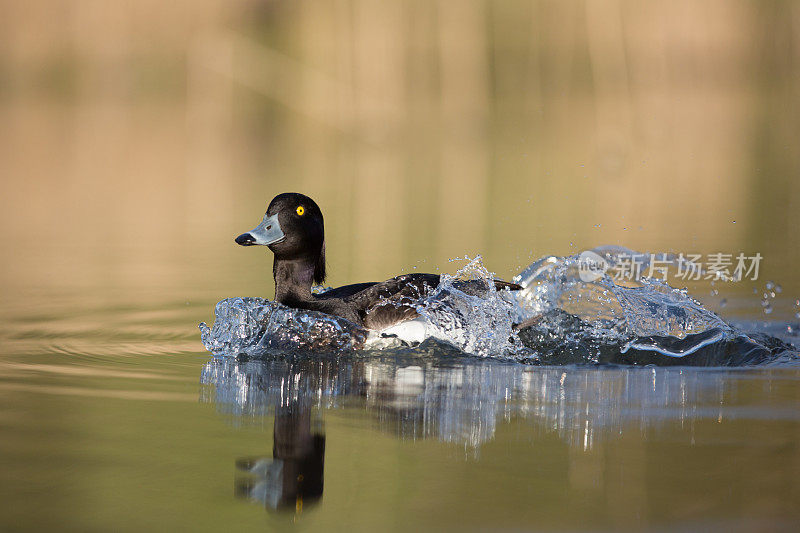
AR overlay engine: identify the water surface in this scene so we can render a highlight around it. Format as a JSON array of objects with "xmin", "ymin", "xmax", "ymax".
[{"xmin": 1, "ymin": 247, "xmax": 799, "ymax": 531}]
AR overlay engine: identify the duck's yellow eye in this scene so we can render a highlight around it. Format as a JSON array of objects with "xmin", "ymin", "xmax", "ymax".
[{"xmin": 296, "ymin": 205, "xmax": 305, "ymax": 216}]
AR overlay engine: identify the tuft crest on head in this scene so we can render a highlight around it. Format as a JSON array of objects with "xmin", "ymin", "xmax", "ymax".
[{"xmin": 314, "ymin": 241, "xmax": 326, "ymax": 285}]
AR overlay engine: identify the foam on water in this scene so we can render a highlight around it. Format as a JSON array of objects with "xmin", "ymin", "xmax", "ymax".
[
  {"xmin": 199, "ymin": 251, "xmax": 799, "ymax": 365},
  {"xmin": 199, "ymin": 297, "xmax": 366, "ymax": 356},
  {"xmin": 400, "ymin": 256, "xmax": 520, "ymax": 356}
]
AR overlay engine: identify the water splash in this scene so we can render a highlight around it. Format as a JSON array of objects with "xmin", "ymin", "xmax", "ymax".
[
  {"xmin": 199, "ymin": 297, "xmax": 366, "ymax": 357},
  {"xmin": 199, "ymin": 250, "xmax": 798, "ymax": 365},
  {"xmin": 512, "ymin": 248, "xmax": 796, "ymax": 364},
  {"xmin": 410, "ymin": 256, "xmax": 520, "ymax": 357}
]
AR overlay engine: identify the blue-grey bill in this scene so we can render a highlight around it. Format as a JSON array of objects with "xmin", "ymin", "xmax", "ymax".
[{"xmin": 245, "ymin": 213, "xmax": 285, "ymax": 245}]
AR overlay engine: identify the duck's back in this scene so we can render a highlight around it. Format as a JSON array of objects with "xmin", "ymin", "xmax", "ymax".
[
  {"xmin": 316, "ymin": 282, "xmax": 380, "ymax": 301},
  {"xmin": 316, "ymin": 274, "xmax": 520, "ymax": 331}
]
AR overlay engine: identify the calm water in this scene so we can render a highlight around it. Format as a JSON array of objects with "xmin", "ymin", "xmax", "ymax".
[{"xmin": 1, "ymin": 246, "xmax": 799, "ymax": 532}]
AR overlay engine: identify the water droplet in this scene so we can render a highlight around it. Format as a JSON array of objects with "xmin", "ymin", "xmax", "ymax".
[
  {"xmin": 720, "ymin": 298, "xmax": 727, "ymax": 307},
  {"xmin": 775, "ymin": 284, "xmax": 782, "ymax": 293},
  {"xmin": 766, "ymin": 281, "xmax": 774, "ymax": 290},
  {"xmin": 764, "ymin": 306, "xmax": 773, "ymax": 315},
  {"xmin": 796, "ymin": 311, "xmax": 800, "ymax": 319}
]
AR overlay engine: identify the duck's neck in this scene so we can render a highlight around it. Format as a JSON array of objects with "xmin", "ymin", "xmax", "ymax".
[{"xmin": 273, "ymin": 257, "xmax": 315, "ymax": 304}]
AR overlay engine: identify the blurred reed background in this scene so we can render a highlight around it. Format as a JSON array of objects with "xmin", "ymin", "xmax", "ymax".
[{"xmin": 1, "ymin": 0, "xmax": 799, "ymax": 308}]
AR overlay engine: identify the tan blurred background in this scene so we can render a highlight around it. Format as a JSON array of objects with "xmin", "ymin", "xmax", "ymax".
[{"xmin": 1, "ymin": 0, "xmax": 799, "ymax": 306}]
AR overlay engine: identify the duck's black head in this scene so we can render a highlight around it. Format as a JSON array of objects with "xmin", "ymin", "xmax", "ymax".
[{"xmin": 235, "ymin": 192, "xmax": 326, "ymax": 284}]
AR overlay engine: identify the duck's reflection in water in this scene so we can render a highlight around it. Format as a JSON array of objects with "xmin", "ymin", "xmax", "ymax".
[
  {"xmin": 200, "ymin": 352, "xmax": 793, "ymax": 452},
  {"xmin": 234, "ymin": 402, "xmax": 325, "ymax": 512}
]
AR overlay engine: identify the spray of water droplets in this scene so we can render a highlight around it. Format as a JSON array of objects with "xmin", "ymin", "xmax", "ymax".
[{"xmin": 199, "ymin": 249, "xmax": 798, "ymax": 364}]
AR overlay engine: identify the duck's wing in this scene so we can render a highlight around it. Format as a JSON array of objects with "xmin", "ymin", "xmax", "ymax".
[
  {"xmin": 343, "ymin": 274, "xmax": 522, "ymax": 311},
  {"xmin": 362, "ymin": 299, "xmax": 421, "ymax": 330},
  {"xmin": 359, "ymin": 276, "xmax": 524, "ymax": 331},
  {"xmin": 317, "ymin": 282, "xmax": 378, "ymax": 300},
  {"xmin": 313, "ymin": 274, "xmax": 522, "ymax": 331},
  {"xmin": 493, "ymin": 279, "xmax": 523, "ymax": 291},
  {"xmin": 452, "ymin": 278, "xmax": 523, "ymax": 295},
  {"xmin": 343, "ymin": 274, "xmax": 441, "ymax": 310}
]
